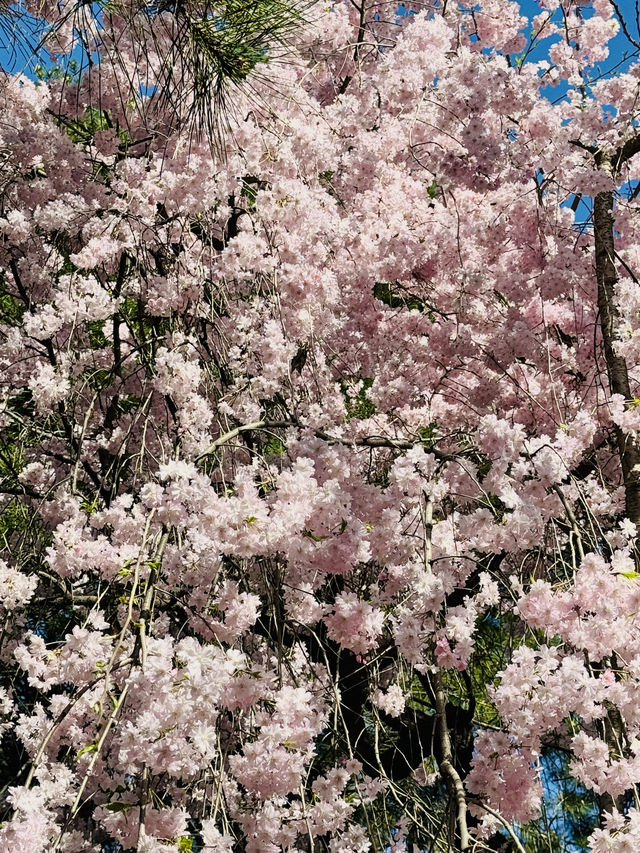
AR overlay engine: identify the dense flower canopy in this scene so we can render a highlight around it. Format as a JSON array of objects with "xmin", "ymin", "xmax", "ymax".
[{"xmin": 2, "ymin": 0, "xmax": 640, "ymax": 850}]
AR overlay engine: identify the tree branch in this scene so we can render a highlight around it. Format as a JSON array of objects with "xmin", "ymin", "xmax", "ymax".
[
  {"xmin": 196, "ymin": 419, "xmax": 459, "ymax": 464},
  {"xmin": 434, "ymin": 669, "xmax": 471, "ymax": 852}
]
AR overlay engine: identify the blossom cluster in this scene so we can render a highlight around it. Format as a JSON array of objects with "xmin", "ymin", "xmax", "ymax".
[{"xmin": 1, "ymin": 0, "xmax": 640, "ymax": 849}]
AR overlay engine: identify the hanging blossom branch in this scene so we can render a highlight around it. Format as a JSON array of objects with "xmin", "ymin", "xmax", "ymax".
[
  {"xmin": 196, "ymin": 419, "xmax": 462, "ymax": 461},
  {"xmin": 422, "ymin": 491, "xmax": 470, "ymax": 850}
]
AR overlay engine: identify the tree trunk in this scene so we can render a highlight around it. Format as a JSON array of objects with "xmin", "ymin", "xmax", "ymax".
[{"xmin": 594, "ymin": 181, "xmax": 640, "ymax": 526}]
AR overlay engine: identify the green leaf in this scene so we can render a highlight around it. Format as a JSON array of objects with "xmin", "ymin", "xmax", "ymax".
[
  {"xmin": 340, "ymin": 377, "xmax": 376, "ymax": 421},
  {"xmin": 0, "ymin": 288, "xmax": 26, "ymax": 326},
  {"xmin": 76, "ymin": 743, "xmax": 99, "ymax": 759},
  {"xmin": 373, "ymin": 281, "xmax": 425, "ymax": 313},
  {"xmin": 263, "ymin": 436, "xmax": 286, "ymax": 456},
  {"xmin": 241, "ymin": 178, "xmax": 259, "ymax": 207},
  {"xmin": 418, "ymin": 423, "xmax": 439, "ymax": 448},
  {"xmin": 85, "ymin": 368, "xmax": 113, "ymax": 391},
  {"xmin": 303, "ymin": 529, "xmax": 328, "ymax": 542},
  {"xmin": 80, "ymin": 498, "xmax": 99, "ymax": 515},
  {"xmin": 105, "ymin": 801, "xmax": 130, "ymax": 813},
  {"xmin": 86, "ymin": 320, "xmax": 108, "ymax": 349}
]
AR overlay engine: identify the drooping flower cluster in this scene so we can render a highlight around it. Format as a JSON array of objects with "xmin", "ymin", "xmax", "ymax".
[{"xmin": 1, "ymin": 0, "xmax": 640, "ymax": 850}]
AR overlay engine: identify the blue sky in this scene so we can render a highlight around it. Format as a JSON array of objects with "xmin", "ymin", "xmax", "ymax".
[{"xmin": 2, "ymin": 0, "xmax": 640, "ymax": 79}]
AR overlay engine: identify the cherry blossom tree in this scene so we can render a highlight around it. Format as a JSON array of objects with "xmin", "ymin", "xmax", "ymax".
[{"xmin": 2, "ymin": 0, "xmax": 640, "ymax": 851}]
